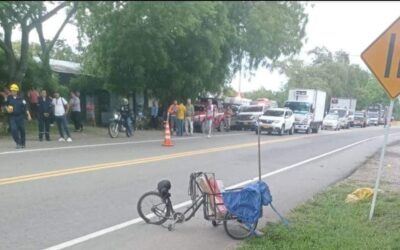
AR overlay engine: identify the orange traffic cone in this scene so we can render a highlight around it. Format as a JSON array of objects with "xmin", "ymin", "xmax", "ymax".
[{"xmin": 162, "ymin": 121, "xmax": 174, "ymax": 147}]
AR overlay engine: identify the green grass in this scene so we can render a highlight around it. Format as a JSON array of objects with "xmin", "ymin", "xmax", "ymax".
[{"xmin": 238, "ymin": 184, "xmax": 400, "ymax": 250}]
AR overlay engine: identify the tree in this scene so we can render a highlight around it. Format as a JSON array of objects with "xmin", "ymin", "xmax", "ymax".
[
  {"xmin": 0, "ymin": 1, "xmax": 72, "ymax": 86},
  {"xmin": 50, "ymin": 39, "xmax": 81, "ymax": 62},
  {"xmin": 242, "ymin": 86, "xmax": 288, "ymax": 107},
  {"xmin": 280, "ymin": 46, "xmax": 391, "ymax": 112},
  {"xmin": 75, "ymin": 1, "xmax": 308, "ymax": 104},
  {"xmin": 35, "ymin": 2, "xmax": 78, "ymax": 72}
]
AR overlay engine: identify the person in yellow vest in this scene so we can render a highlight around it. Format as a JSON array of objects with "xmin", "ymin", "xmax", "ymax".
[
  {"xmin": 5, "ymin": 83, "xmax": 32, "ymax": 149},
  {"xmin": 176, "ymin": 101, "xmax": 186, "ymax": 136}
]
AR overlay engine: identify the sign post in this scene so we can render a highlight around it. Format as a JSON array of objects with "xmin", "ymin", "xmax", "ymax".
[
  {"xmin": 361, "ymin": 17, "xmax": 400, "ymax": 220},
  {"xmin": 368, "ymin": 100, "xmax": 394, "ymax": 220}
]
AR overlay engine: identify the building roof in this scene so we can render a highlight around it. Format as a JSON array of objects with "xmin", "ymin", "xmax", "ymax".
[{"xmin": 33, "ymin": 56, "xmax": 82, "ymax": 75}]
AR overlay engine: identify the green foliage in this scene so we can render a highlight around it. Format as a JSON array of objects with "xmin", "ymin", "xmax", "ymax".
[
  {"xmin": 244, "ymin": 46, "xmax": 400, "ymax": 119},
  {"xmin": 50, "ymin": 39, "xmax": 82, "ymax": 62},
  {"xmin": 0, "ymin": 50, "xmax": 7, "ymax": 86},
  {"xmin": 280, "ymin": 46, "xmax": 389, "ymax": 111},
  {"xmin": 75, "ymin": 1, "xmax": 308, "ymax": 104},
  {"xmin": 223, "ymin": 86, "xmax": 238, "ymax": 97},
  {"xmin": 243, "ymin": 87, "xmax": 288, "ymax": 107},
  {"xmin": 239, "ymin": 184, "xmax": 400, "ymax": 250}
]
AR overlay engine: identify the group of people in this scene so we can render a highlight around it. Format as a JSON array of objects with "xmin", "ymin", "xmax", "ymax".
[
  {"xmin": 167, "ymin": 98, "xmax": 196, "ymax": 137},
  {"xmin": 167, "ymin": 98, "xmax": 234, "ymax": 138},
  {"xmin": 1, "ymin": 82, "xmax": 237, "ymax": 148},
  {"xmin": 1, "ymin": 83, "xmax": 84, "ymax": 149}
]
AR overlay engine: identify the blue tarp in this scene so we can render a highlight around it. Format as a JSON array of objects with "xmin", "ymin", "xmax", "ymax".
[{"xmin": 222, "ymin": 181, "xmax": 272, "ymax": 227}]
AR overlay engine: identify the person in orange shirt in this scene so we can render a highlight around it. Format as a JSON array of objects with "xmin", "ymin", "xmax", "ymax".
[
  {"xmin": 176, "ymin": 101, "xmax": 186, "ymax": 136},
  {"xmin": 168, "ymin": 100, "xmax": 178, "ymax": 135}
]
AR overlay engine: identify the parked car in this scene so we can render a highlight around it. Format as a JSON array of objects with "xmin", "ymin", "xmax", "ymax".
[
  {"xmin": 329, "ymin": 108, "xmax": 350, "ymax": 129},
  {"xmin": 322, "ymin": 113, "xmax": 340, "ymax": 131},
  {"xmin": 256, "ymin": 108, "xmax": 295, "ymax": 135},
  {"xmin": 235, "ymin": 102, "xmax": 277, "ymax": 131},
  {"xmin": 353, "ymin": 111, "xmax": 367, "ymax": 128},
  {"xmin": 367, "ymin": 112, "xmax": 379, "ymax": 126}
]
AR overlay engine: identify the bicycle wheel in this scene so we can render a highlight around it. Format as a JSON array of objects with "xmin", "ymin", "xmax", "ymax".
[
  {"xmin": 137, "ymin": 191, "xmax": 170, "ymax": 225},
  {"xmin": 223, "ymin": 213, "xmax": 258, "ymax": 240}
]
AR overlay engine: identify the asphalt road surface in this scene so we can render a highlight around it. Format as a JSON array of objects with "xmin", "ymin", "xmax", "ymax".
[{"xmin": 1, "ymin": 126, "xmax": 400, "ymax": 250}]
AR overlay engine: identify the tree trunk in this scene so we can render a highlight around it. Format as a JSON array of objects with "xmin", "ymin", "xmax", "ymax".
[
  {"xmin": 14, "ymin": 26, "xmax": 30, "ymax": 84},
  {"xmin": 0, "ymin": 24, "xmax": 17, "ymax": 83}
]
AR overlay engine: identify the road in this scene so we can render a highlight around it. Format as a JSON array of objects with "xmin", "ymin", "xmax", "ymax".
[{"xmin": 1, "ymin": 126, "xmax": 400, "ymax": 250}]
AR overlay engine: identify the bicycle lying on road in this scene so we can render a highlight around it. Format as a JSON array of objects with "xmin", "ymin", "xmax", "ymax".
[{"xmin": 137, "ymin": 172, "xmax": 258, "ymax": 240}]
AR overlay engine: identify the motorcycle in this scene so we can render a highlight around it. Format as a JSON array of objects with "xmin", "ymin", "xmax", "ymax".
[{"xmin": 108, "ymin": 112, "xmax": 133, "ymax": 138}]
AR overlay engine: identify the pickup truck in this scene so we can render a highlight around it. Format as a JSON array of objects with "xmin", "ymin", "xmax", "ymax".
[{"xmin": 235, "ymin": 104, "xmax": 271, "ymax": 131}]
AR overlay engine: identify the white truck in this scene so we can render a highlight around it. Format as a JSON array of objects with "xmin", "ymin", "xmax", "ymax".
[
  {"xmin": 329, "ymin": 98, "xmax": 357, "ymax": 127},
  {"xmin": 284, "ymin": 89, "xmax": 326, "ymax": 134}
]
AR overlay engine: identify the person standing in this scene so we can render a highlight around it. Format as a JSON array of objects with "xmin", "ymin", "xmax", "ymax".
[
  {"xmin": 52, "ymin": 91, "xmax": 72, "ymax": 142},
  {"xmin": 224, "ymin": 106, "xmax": 233, "ymax": 132},
  {"xmin": 5, "ymin": 83, "xmax": 32, "ymax": 149},
  {"xmin": 205, "ymin": 99, "xmax": 215, "ymax": 138},
  {"xmin": 37, "ymin": 89, "xmax": 53, "ymax": 141},
  {"xmin": 28, "ymin": 87, "xmax": 39, "ymax": 120},
  {"xmin": 69, "ymin": 91, "xmax": 83, "ymax": 132},
  {"xmin": 86, "ymin": 101, "xmax": 96, "ymax": 127},
  {"xmin": 185, "ymin": 98, "xmax": 194, "ymax": 136},
  {"xmin": 168, "ymin": 100, "xmax": 178, "ymax": 135},
  {"xmin": 150, "ymin": 100, "xmax": 159, "ymax": 129},
  {"xmin": 1, "ymin": 86, "xmax": 11, "ymax": 133},
  {"xmin": 176, "ymin": 101, "xmax": 186, "ymax": 136}
]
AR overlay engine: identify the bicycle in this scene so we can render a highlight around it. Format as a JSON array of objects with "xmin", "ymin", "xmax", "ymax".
[{"xmin": 137, "ymin": 172, "xmax": 258, "ymax": 240}]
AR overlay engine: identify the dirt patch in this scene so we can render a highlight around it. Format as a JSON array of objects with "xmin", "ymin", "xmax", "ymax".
[{"xmin": 346, "ymin": 141, "xmax": 400, "ymax": 192}]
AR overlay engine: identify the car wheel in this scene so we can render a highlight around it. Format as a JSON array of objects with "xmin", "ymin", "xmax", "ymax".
[
  {"xmin": 279, "ymin": 125, "xmax": 285, "ymax": 136},
  {"xmin": 306, "ymin": 127, "xmax": 311, "ymax": 134},
  {"xmin": 289, "ymin": 126, "xmax": 294, "ymax": 135}
]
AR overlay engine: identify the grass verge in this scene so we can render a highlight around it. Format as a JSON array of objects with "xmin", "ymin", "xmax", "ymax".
[{"xmin": 238, "ymin": 184, "xmax": 400, "ymax": 250}]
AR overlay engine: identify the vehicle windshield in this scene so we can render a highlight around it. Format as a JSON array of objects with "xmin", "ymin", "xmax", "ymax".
[
  {"xmin": 263, "ymin": 110, "xmax": 284, "ymax": 117},
  {"xmin": 368, "ymin": 113, "xmax": 378, "ymax": 118},
  {"xmin": 325, "ymin": 114, "xmax": 338, "ymax": 120},
  {"xmin": 240, "ymin": 106, "xmax": 263, "ymax": 113},
  {"xmin": 330, "ymin": 109, "xmax": 346, "ymax": 118},
  {"xmin": 194, "ymin": 105, "xmax": 204, "ymax": 112},
  {"xmin": 284, "ymin": 102, "xmax": 310, "ymax": 114},
  {"xmin": 355, "ymin": 112, "xmax": 364, "ymax": 118}
]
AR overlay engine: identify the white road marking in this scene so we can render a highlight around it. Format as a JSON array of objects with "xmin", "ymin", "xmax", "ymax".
[
  {"xmin": 0, "ymin": 132, "xmax": 246, "ymax": 156},
  {"xmin": 44, "ymin": 133, "xmax": 400, "ymax": 250}
]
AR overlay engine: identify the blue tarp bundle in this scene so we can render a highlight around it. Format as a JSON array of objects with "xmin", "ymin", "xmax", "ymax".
[{"xmin": 222, "ymin": 181, "xmax": 287, "ymax": 233}]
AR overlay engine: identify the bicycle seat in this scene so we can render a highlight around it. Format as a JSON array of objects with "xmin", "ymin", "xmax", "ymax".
[{"xmin": 157, "ymin": 180, "xmax": 171, "ymax": 198}]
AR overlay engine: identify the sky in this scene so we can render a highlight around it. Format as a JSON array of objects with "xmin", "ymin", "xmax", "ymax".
[{"xmin": 21, "ymin": 1, "xmax": 400, "ymax": 93}]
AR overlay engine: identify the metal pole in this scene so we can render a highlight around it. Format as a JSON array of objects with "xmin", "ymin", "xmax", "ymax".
[
  {"xmin": 257, "ymin": 119, "xmax": 261, "ymax": 181},
  {"xmin": 369, "ymin": 99, "xmax": 394, "ymax": 220}
]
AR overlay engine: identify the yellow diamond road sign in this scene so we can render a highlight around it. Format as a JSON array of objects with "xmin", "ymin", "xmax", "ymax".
[{"xmin": 362, "ymin": 17, "xmax": 400, "ymax": 99}]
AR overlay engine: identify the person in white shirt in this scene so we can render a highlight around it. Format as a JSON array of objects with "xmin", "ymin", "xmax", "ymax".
[
  {"xmin": 205, "ymin": 99, "xmax": 215, "ymax": 138},
  {"xmin": 52, "ymin": 91, "xmax": 72, "ymax": 142}
]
